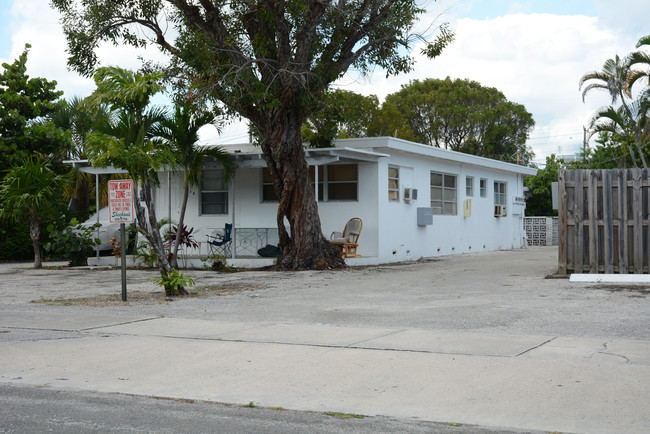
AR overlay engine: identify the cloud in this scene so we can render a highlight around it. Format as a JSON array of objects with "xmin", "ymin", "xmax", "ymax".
[
  {"xmin": 337, "ymin": 10, "xmax": 643, "ymax": 162},
  {"xmin": 5, "ymin": 0, "xmax": 647, "ymax": 162},
  {"xmin": 3, "ymin": 0, "xmax": 172, "ymax": 100}
]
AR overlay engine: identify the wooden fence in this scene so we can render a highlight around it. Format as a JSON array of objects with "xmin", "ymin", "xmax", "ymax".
[{"xmin": 558, "ymin": 169, "xmax": 650, "ymax": 274}]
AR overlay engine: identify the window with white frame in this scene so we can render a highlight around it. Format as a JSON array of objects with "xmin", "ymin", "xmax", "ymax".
[
  {"xmin": 466, "ymin": 176, "xmax": 474, "ymax": 197},
  {"xmin": 388, "ymin": 166, "xmax": 399, "ymax": 201},
  {"xmin": 201, "ymin": 169, "xmax": 228, "ymax": 214},
  {"xmin": 480, "ymin": 178, "xmax": 487, "ymax": 198},
  {"xmin": 494, "ymin": 181, "xmax": 507, "ymax": 206},
  {"xmin": 261, "ymin": 164, "xmax": 357, "ymax": 202},
  {"xmin": 430, "ymin": 171, "xmax": 457, "ymax": 215}
]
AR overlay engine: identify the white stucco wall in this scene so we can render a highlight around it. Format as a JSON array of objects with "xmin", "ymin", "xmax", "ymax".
[{"xmin": 150, "ymin": 137, "xmax": 535, "ymax": 263}]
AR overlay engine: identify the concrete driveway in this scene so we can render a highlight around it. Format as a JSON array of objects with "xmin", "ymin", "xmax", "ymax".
[{"xmin": 0, "ymin": 246, "xmax": 649, "ymax": 433}]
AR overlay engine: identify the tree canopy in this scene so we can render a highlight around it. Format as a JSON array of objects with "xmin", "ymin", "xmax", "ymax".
[
  {"xmin": 52, "ymin": 0, "xmax": 454, "ymax": 270},
  {"xmin": 385, "ymin": 77, "xmax": 535, "ymax": 164},
  {"xmin": 580, "ymin": 35, "xmax": 650, "ymax": 168},
  {"xmin": 0, "ymin": 44, "xmax": 70, "ymax": 174}
]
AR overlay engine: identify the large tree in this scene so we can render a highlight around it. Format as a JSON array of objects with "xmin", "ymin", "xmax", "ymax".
[
  {"xmin": 384, "ymin": 77, "xmax": 535, "ymax": 164},
  {"xmin": 52, "ymin": 0, "xmax": 453, "ymax": 270},
  {"xmin": 0, "ymin": 44, "xmax": 70, "ymax": 174}
]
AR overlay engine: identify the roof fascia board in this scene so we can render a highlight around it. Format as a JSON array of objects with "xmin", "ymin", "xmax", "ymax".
[{"xmin": 334, "ymin": 137, "xmax": 537, "ymax": 176}]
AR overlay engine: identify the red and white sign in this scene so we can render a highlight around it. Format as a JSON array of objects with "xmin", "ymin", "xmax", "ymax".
[{"xmin": 108, "ymin": 179, "xmax": 135, "ymax": 224}]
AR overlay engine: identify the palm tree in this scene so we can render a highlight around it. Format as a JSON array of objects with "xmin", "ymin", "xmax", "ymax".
[
  {"xmin": 580, "ymin": 54, "xmax": 648, "ymax": 168},
  {"xmin": 154, "ymin": 103, "xmax": 237, "ymax": 268},
  {"xmin": 0, "ymin": 157, "xmax": 67, "ymax": 268},
  {"xmin": 46, "ymin": 96, "xmax": 114, "ymax": 219},
  {"xmin": 85, "ymin": 66, "xmax": 180, "ymax": 295},
  {"xmin": 627, "ymin": 35, "xmax": 650, "ymax": 91}
]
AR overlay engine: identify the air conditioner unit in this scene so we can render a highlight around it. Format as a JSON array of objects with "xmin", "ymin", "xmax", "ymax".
[
  {"xmin": 404, "ymin": 188, "xmax": 418, "ymax": 201},
  {"xmin": 494, "ymin": 205, "xmax": 507, "ymax": 217},
  {"xmin": 463, "ymin": 198, "xmax": 472, "ymax": 217}
]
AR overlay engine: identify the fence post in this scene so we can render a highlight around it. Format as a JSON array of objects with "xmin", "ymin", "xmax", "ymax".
[
  {"xmin": 603, "ymin": 170, "xmax": 614, "ymax": 273},
  {"xmin": 618, "ymin": 170, "xmax": 628, "ymax": 274},
  {"xmin": 588, "ymin": 170, "xmax": 599, "ymax": 273},
  {"xmin": 557, "ymin": 170, "xmax": 567, "ymax": 274}
]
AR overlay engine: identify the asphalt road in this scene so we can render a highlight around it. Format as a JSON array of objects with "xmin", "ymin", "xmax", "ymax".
[{"xmin": 0, "ymin": 384, "xmax": 526, "ymax": 433}]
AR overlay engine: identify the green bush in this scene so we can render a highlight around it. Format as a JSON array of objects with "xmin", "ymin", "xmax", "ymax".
[
  {"xmin": 45, "ymin": 219, "xmax": 101, "ymax": 266},
  {"xmin": 134, "ymin": 240, "xmax": 158, "ymax": 268},
  {"xmin": 0, "ymin": 219, "xmax": 33, "ymax": 260}
]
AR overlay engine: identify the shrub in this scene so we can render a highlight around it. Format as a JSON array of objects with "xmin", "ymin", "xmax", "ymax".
[{"xmin": 45, "ymin": 219, "xmax": 100, "ymax": 266}]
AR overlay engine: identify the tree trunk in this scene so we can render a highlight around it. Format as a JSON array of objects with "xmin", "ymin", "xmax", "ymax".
[
  {"xmin": 170, "ymin": 181, "xmax": 190, "ymax": 269},
  {"xmin": 260, "ymin": 109, "xmax": 345, "ymax": 270},
  {"xmin": 29, "ymin": 208, "xmax": 42, "ymax": 269},
  {"xmin": 135, "ymin": 178, "xmax": 187, "ymax": 296}
]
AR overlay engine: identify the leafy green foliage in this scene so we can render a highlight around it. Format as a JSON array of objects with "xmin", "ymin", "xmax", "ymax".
[
  {"xmin": 83, "ymin": 66, "xmax": 177, "ymax": 278},
  {"xmin": 149, "ymin": 269, "xmax": 195, "ymax": 296},
  {"xmin": 0, "ymin": 44, "xmax": 70, "ymax": 173},
  {"xmin": 45, "ymin": 219, "xmax": 101, "ymax": 266},
  {"xmin": 524, "ymin": 155, "xmax": 564, "ymax": 216},
  {"xmin": 302, "ymin": 90, "xmax": 383, "ymax": 147},
  {"xmin": 134, "ymin": 240, "xmax": 158, "ymax": 268},
  {"xmin": 0, "ymin": 157, "xmax": 67, "ymax": 224},
  {"xmin": 0, "ymin": 157, "xmax": 68, "ymax": 267},
  {"xmin": 0, "ymin": 220, "xmax": 33, "ymax": 260},
  {"xmin": 385, "ymin": 77, "xmax": 535, "ymax": 164},
  {"xmin": 201, "ymin": 254, "xmax": 231, "ymax": 272},
  {"xmin": 580, "ymin": 35, "xmax": 650, "ymax": 168}
]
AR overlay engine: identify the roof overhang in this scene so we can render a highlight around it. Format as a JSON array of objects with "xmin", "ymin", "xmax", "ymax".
[
  {"xmin": 64, "ymin": 160, "xmax": 129, "ymax": 175},
  {"xmin": 64, "ymin": 146, "xmax": 390, "ymax": 174},
  {"xmin": 331, "ymin": 137, "xmax": 538, "ymax": 176},
  {"xmin": 232, "ymin": 146, "xmax": 389, "ymax": 168}
]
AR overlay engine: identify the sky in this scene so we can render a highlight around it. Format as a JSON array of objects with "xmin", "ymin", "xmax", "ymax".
[{"xmin": 1, "ymin": 0, "xmax": 649, "ymax": 166}]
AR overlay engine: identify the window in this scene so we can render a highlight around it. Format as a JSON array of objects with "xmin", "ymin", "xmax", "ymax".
[
  {"xmin": 388, "ymin": 166, "xmax": 399, "ymax": 201},
  {"xmin": 326, "ymin": 164, "xmax": 357, "ymax": 201},
  {"xmin": 466, "ymin": 176, "xmax": 474, "ymax": 197},
  {"xmin": 480, "ymin": 178, "xmax": 487, "ymax": 198},
  {"xmin": 430, "ymin": 171, "xmax": 457, "ymax": 215},
  {"xmin": 261, "ymin": 164, "xmax": 358, "ymax": 202},
  {"xmin": 494, "ymin": 181, "xmax": 507, "ymax": 206},
  {"xmin": 201, "ymin": 169, "xmax": 228, "ymax": 214},
  {"xmin": 261, "ymin": 168, "xmax": 277, "ymax": 202}
]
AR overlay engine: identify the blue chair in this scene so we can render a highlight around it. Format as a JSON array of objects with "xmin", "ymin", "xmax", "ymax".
[{"xmin": 207, "ymin": 223, "xmax": 233, "ymax": 257}]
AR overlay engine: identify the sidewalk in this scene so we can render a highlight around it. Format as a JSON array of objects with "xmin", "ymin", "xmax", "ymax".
[{"xmin": 1, "ymin": 310, "xmax": 649, "ymax": 433}]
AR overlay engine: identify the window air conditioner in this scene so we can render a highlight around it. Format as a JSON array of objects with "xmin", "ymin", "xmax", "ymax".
[
  {"xmin": 494, "ymin": 205, "xmax": 507, "ymax": 217},
  {"xmin": 404, "ymin": 188, "xmax": 417, "ymax": 201}
]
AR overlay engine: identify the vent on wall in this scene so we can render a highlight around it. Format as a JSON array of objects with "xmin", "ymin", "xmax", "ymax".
[{"xmin": 494, "ymin": 205, "xmax": 507, "ymax": 217}]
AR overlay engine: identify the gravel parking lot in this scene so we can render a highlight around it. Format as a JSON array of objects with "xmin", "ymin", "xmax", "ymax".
[{"xmin": 1, "ymin": 246, "xmax": 648, "ymax": 340}]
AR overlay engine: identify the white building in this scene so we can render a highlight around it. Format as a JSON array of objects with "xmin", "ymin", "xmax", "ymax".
[{"xmin": 140, "ymin": 136, "xmax": 537, "ymax": 266}]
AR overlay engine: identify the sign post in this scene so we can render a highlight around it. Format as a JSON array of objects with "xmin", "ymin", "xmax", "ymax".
[{"xmin": 108, "ymin": 180, "xmax": 135, "ymax": 302}]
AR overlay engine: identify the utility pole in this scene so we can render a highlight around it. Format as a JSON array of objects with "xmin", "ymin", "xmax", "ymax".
[{"xmin": 583, "ymin": 126, "xmax": 589, "ymax": 153}]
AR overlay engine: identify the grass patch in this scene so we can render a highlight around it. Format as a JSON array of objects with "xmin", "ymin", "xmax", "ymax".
[{"xmin": 324, "ymin": 411, "xmax": 365, "ymax": 419}]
